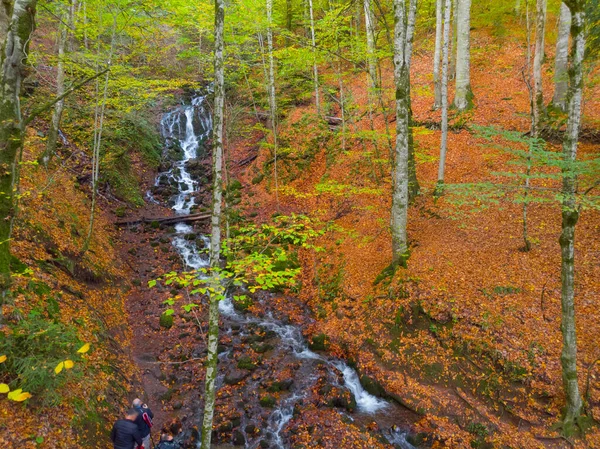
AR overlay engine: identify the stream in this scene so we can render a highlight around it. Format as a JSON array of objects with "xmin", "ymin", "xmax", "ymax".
[{"xmin": 152, "ymin": 94, "xmax": 418, "ymax": 449}]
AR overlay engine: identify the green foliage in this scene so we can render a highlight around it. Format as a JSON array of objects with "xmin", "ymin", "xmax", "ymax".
[{"xmin": 0, "ymin": 311, "xmax": 83, "ymax": 405}]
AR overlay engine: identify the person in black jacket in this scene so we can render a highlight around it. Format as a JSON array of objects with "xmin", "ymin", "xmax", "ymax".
[
  {"xmin": 110, "ymin": 409, "xmax": 142, "ymax": 449},
  {"xmin": 132, "ymin": 398, "xmax": 154, "ymax": 449}
]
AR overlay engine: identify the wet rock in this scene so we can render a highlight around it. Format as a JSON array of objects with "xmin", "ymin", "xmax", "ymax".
[
  {"xmin": 159, "ymin": 312, "xmax": 174, "ymax": 329},
  {"xmin": 232, "ymin": 430, "xmax": 245, "ymax": 446},
  {"xmin": 251, "ymin": 342, "xmax": 273, "ymax": 354},
  {"xmin": 359, "ymin": 374, "xmax": 386, "ymax": 398},
  {"xmin": 237, "ymin": 356, "xmax": 257, "ymax": 370},
  {"xmin": 173, "ymin": 401, "xmax": 183, "ymax": 410},
  {"xmin": 224, "ymin": 370, "xmax": 248, "ymax": 385},
  {"xmin": 259, "ymin": 395, "xmax": 276, "ymax": 408}
]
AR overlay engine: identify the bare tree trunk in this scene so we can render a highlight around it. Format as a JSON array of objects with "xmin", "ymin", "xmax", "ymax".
[
  {"xmin": 83, "ymin": 17, "xmax": 115, "ymax": 253},
  {"xmin": 433, "ymin": 0, "xmax": 443, "ymax": 109},
  {"xmin": 552, "ymin": 2, "xmax": 571, "ymax": 111},
  {"xmin": 200, "ymin": 0, "xmax": 224, "ymax": 446},
  {"xmin": 515, "ymin": 0, "xmax": 521, "ymax": 14},
  {"xmin": 266, "ymin": 0, "xmax": 279, "ymax": 207},
  {"xmin": 452, "ymin": 0, "xmax": 473, "ymax": 111},
  {"xmin": 391, "ymin": 0, "xmax": 409, "ymax": 265},
  {"xmin": 405, "ymin": 0, "xmax": 420, "ymax": 200},
  {"xmin": 449, "ymin": 0, "xmax": 457, "ymax": 80},
  {"xmin": 0, "ymin": 0, "xmax": 37, "ymax": 290},
  {"xmin": 42, "ymin": 0, "xmax": 74, "ymax": 166},
  {"xmin": 522, "ymin": 0, "xmax": 534, "ymax": 252},
  {"xmin": 532, "ymin": 0, "xmax": 547, "ymax": 136},
  {"xmin": 559, "ymin": 1, "xmax": 585, "ymax": 435},
  {"xmin": 364, "ymin": 0, "xmax": 377, "ymax": 90},
  {"xmin": 436, "ymin": 0, "xmax": 451, "ymax": 190},
  {"xmin": 307, "ymin": 0, "xmax": 319, "ymax": 114}
]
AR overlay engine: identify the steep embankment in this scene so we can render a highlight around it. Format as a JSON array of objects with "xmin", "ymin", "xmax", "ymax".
[
  {"xmin": 0, "ymin": 128, "xmax": 143, "ymax": 448},
  {"xmin": 222, "ymin": 25, "xmax": 600, "ymax": 449}
]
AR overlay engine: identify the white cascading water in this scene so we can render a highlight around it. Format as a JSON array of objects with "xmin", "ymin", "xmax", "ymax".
[{"xmin": 157, "ymin": 96, "xmax": 416, "ymax": 449}]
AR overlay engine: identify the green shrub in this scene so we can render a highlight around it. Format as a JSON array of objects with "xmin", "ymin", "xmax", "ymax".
[{"xmin": 0, "ymin": 312, "xmax": 83, "ymax": 405}]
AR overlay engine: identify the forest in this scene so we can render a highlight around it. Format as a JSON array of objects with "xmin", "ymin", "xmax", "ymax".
[{"xmin": 0, "ymin": 0, "xmax": 599, "ymax": 448}]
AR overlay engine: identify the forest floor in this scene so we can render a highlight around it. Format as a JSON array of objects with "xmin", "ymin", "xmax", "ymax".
[{"xmin": 219, "ymin": 24, "xmax": 600, "ymax": 449}]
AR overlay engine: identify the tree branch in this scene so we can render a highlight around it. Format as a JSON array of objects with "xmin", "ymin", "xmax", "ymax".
[{"xmin": 21, "ymin": 68, "xmax": 110, "ymax": 128}]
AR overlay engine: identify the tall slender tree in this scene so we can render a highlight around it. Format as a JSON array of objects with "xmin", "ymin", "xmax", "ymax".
[
  {"xmin": 433, "ymin": 0, "xmax": 443, "ymax": 109},
  {"xmin": 532, "ymin": 0, "xmax": 547, "ymax": 135},
  {"xmin": 436, "ymin": 0, "xmax": 451, "ymax": 189},
  {"xmin": 558, "ymin": 0, "xmax": 585, "ymax": 435},
  {"xmin": 552, "ymin": 2, "xmax": 571, "ymax": 111},
  {"xmin": 452, "ymin": 0, "xmax": 473, "ymax": 111},
  {"xmin": 200, "ymin": 0, "xmax": 225, "ymax": 446},
  {"xmin": 266, "ymin": 0, "xmax": 279, "ymax": 206},
  {"xmin": 307, "ymin": 0, "xmax": 319, "ymax": 114},
  {"xmin": 364, "ymin": 0, "xmax": 377, "ymax": 90},
  {"xmin": 405, "ymin": 0, "xmax": 420, "ymax": 200},
  {"xmin": 42, "ymin": 0, "xmax": 75, "ymax": 166},
  {"xmin": 0, "ymin": 0, "xmax": 38, "ymax": 289}
]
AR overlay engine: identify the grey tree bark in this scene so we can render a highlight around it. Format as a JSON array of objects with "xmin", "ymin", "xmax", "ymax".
[
  {"xmin": 532, "ymin": 0, "xmax": 547, "ymax": 136},
  {"xmin": 0, "ymin": 0, "xmax": 12, "ymax": 43},
  {"xmin": 0, "ymin": 0, "xmax": 37, "ymax": 289},
  {"xmin": 433, "ymin": 0, "xmax": 442, "ymax": 109},
  {"xmin": 552, "ymin": 2, "xmax": 571, "ymax": 111},
  {"xmin": 307, "ymin": 0, "xmax": 319, "ymax": 114},
  {"xmin": 42, "ymin": 0, "xmax": 74, "ymax": 166},
  {"xmin": 200, "ymin": 0, "xmax": 224, "ymax": 447},
  {"xmin": 405, "ymin": 0, "xmax": 420, "ymax": 200},
  {"xmin": 266, "ymin": 0, "xmax": 279, "ymax": 206},
  {"xmin": 559, "ymin": 0, "xmax": 585, "ymax": 435},
  {"xmin": 436, "ymin": 0, "xmax": 451, "ymax": 189},
  {"xmin": 364, "ymin": 0, "xmax": 377, "ymax": 90},
  {"xmin": 391, "ymin": 0, "xmax": 409, "ymax": 265},
  {"xmin": 452, "ymin": 0, "xmax": 473, "ymax": 111}
]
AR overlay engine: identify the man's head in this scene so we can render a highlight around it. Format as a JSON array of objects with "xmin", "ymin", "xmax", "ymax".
[
  {"xmin": 132, "ymin": 398, "xmax": 142, "ymax": 408},
  {"xmin": 125, "ymin": 408, "xmax": 139, "ymax": 421}
]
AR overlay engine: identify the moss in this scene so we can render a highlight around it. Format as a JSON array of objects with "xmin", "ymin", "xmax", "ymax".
[
  {"xmin": 259, "ymin": 395, "xmax": 276, "ymax": 408},
  {"xmin": 308, "ymin": 333, "xmax": 329, "ymax": 351},
  {"xmin": 159, "ymin": 312, "xmax": 174, "ymax": 329},
  {"xmin": 237, "ymin": 356, "xmax": 257, "ymax": 370}
]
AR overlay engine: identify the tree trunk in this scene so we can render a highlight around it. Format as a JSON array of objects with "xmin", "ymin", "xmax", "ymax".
[
  {"xmin": 449, "ymin": 0, "xmax": 457, "ymax": 80},
  {"xmin": 405, "ymin": 0, "xmax": 420, "ymax": 200},
  {"xmin": 552, "ymin": 2, "xmax": 571, "ymax": 111},
  {"xmin": 433, "ymin": 0, "xmax": 443, "ymax": 109},
  {"xmin": 436, "ymin": 0, "xmax": 451, "ymax": 189},
  {"xmin": 364, "ymin": 0, "xmax": 377, "ymax": 90},
  {"xmin": 42, "ymin": 0, "xmax": 73, "ymax": 166},
  {"xmin": 200, "ymin": 0, "xmax": 224, "ymax": 446},
  {"xmin": 452, "ymin": 0, "xmax": 473, "ymax": 111},
  {"xmin": 0, "ymin": 0, "xmax": 37, "ymax": 290},
  {"xmin": 307, "ymin": 0, "xmax": 319, "ymax": 114},
  {"xmin": 559, "ymin": 1, "xmax": 585, "ymax": 435},
  {"xmin": 532, "ymin": 0, "xmax": 547, "ymax": 136},
  {"xmin": 266, "ymin": 0, "xmax": 279, "ymax": 206},
  {"xmin": 0, "ymin": 0, "xmax": 12, "ymax": 43},
  {"xmin": 391, "ymin": 0, "xmax": 409, "ymax": 265}
]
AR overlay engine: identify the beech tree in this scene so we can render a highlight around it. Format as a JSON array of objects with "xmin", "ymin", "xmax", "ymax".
[
  {"xmin": 532, "ymin": 0, "xmax": 547, "ymax": 135},
  {"xmin": 452, "ymin": 0, "xmax": 473, "ymax": 111},
  {"xmin": 433, "ymin": 0, "xmax": 443, "ymax": 109},
  {"xmin": 200, "ymin": 0, "xmax": 225, "ymax": 446},
  {"xmin": 0, "ymin": 0, "xmax": 38, "ymax": 289},
  {"xmin": 558, "ymin": 0, "xmax": 585, "ymax": 435},
  {"xmin": 436, "ymin": 0, "xmax": 451, "ymax": 190},
  {"xmin": 307, "ymin": 0, "xmax": 319, "ymax": 114},
  {"xmin": 364, "ymin": 0, "xmax": 377, "ymax": 90},
  {"xmin": 552, "ymin": 2, "xmax": 571, "ymax": 111}
]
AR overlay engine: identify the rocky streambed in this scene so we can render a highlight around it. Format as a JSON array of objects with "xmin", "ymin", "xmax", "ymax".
[{"xmin": 121, "ymin": 94, "xmax": 425, "ymax": 449}]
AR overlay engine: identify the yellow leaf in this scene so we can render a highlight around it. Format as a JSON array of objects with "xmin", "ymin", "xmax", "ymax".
[
  {"xmin": 77, "ymin": 343, "xmax": 90, "ymax": 354},
  {"xmin": 64, "ymin": 360, "xmax": 74, "ymax": 369},
  {"xmin": 0, "ymin": 355, "xmax": 6, "ymax": 363},
  {"xmin": 0, "ymin": 384, "xmax": 9, "ymax": 394},
  {"xmin": 7, "ymin": 389, "xmax": 22, "ymax": 400},
  {"xmin": 12, "ymin": 392, "xmax": 32, "ymax": 402},
  {"xmin": 55, "ymin": 362, "xmax": 64, "ymax": 374}
]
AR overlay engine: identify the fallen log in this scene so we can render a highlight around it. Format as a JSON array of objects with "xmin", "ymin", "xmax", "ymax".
[{"xmin": 116, "ymin": 213, "xmax": 211, "ymax": 227}]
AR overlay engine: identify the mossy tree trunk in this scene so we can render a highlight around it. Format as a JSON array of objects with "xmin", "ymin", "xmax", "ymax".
[
  {"xmin": 558, "ymin": 0, "xmax": 585, "ymax": 435},
  {"xmin": 200, "ymin": 0, "xmax": 224, "ymax": 446},
  {"xmin": 0, "ymin": 0, "xmax": 38, "ymax": 290},
  {"xmin": 532, "ymin": 0, "xmax": 547, "ymax": 136},
  {"xmin": 433, "ymin": 0, "xmax": 443, "ymax": 109}
]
